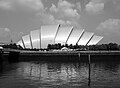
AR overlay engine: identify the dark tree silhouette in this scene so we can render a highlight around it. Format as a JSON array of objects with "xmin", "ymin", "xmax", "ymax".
[{"xmin": 47, "ymin": 43, "xmax": 120, "ymax": 51}]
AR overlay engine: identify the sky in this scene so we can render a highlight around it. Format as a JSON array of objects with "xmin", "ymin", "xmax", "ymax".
[{"xmin": 0, "ymin": 0, "xmax": 120, "ymax": 44}]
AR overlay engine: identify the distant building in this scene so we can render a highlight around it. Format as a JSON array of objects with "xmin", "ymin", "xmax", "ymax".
[
  {"xmin": 0, "ymin": 43, "xmax": 5, "ymax": 47},
  {"xmin": 17, "ymin": 24, "xmax": 103, "ymax": 49}
]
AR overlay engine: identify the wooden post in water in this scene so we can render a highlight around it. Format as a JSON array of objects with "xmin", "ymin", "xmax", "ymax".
[
  {"xmin": 0, "ymin": 50, "xmax": 3, "ymax": 72},
  {"xmin": 39, "ymin": 64, "xmax": 41, "ymax": 80},
  {"xmin": 30, "ymin": 64, "xmax": 33, "ymax": 76},
  {"xmin": 0, "ymin": 50, "xmax": 3, "ymax": 64},
  {"xmin": 78, "ymin": 53, "xmax": 80, "ymax": 61},
  {"xmin": 88, "ymin": 54, "xmax": 91, "ymax": 87}
]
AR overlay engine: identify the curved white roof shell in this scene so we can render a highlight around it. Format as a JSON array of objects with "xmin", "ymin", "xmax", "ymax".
[
  {"xmin": 17, "ymin": 40, "xmax": 24, "ymax": 48},
  {"xmin": 87, "ymin": 35, "xmax": 103, "ymax": 45},
  {"xmin": 30, "ymin": 30, "xmax": 40, "ymax": 49},
  {"xmin": 78, "ymin": 32, "xmax": 94, "ymax": 45},
  {"xmin": 67, "ymin": 29, "xmax": 84, "ymax": 45},
  {"xmin": 55, "ymin": 26, "xmax": 73, "ymax": 45},
  {"xmin": 41, "ymin": 24, "xmax": 60, "ymax": 48},
  {"xmin": 22, "ymin": 35, "xmax": 32, "ymax": 49},
  {"xmin": 17, "ymin": 24, "xmax": 103, "ymax": 49}
]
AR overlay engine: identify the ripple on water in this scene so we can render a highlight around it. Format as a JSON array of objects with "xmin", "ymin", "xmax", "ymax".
[{"xmin": 0, "ymin": 60, "xmax": 120, "ymax": 88}]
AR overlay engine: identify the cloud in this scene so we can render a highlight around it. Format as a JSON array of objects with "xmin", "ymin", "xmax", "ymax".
[
  {"xmin": 0, "ymin": 27, "xmax": 24, "ymax": 42},
  {"xmin": 50, "ymin": 4, "xmax": 57, "ymax": 12},
  {"xmin": 48, "ymin": 0, "xmax": 81, "ymax": 27},
  {"xmin": 18, "ymin": 0, "xmax": 44, "ymax": 10},
  {"xmin": 85, "ymin": 0, "xmax": 120, "ymax": 14},
  {"xmin": 0, "ymin": 28, "xmax": 10, "ymax": 37},
  {"xmin": 0, "ymin": 28, "xmax": 10, "ymax": 32},
  {"xmin": 0, "ymin": 1, "xmax": 12, "ymax": 9},
  {"xmin": 0, "ymin": 0, "xmax": 44, "ymax": 10},
  {"xmin": 97, "ymin": 18, "xmax": 120, "ymax": 31},
  {"xmin": 114, "ymin": 0, "xmax": 120, "ymax": 11},
  {"xmin": 37, "ymin": 12, "xmax": 72, "ymax": 25},
  {"xmin": 50, "ymin": 0, "xmax": 80, "ymax": 18},
  {"xmin": 76, "ymin": 2, "xmax": 81, "ymax": 12},
  {"xmin": 10, "ymin": 31, "xmax": 24, "ymax": 41},
  {"xmin": 0, "ymin": 0, "xmax": 81, "ymax": 28},
  {"xmin": 85, "ymin": 0, "xmax": 104, "ymax": 14},
  {"xmin": 37, "ymin": 11, "xmax": 81, "ymax": 28},
  {"xmin": 4, "ymin": 28, "xmax": 10, "ymax": 32},
  {"xmin": 48, "ymin": 15, "xmax": 72, "ymax": 25}
]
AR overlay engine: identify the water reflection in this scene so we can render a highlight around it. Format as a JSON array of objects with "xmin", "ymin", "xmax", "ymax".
[
  {"xmin": 0, "ymin": 60, "xmax": 120, "ymax": 88},
  {"xmin": 91, "ymin": 62, "xmax": 120, "ymax": 87},
  {"xmin": 17, "ymin": 62, "xmax": 89, "ymax": 87}
]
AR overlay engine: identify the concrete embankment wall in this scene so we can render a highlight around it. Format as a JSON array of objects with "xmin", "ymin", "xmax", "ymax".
[{"xmin": 1, "ymin": 51, "xmax": 120, "ymax": 62}]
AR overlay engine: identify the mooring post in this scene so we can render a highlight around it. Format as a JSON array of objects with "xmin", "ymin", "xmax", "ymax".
[
  {"xmin": 88, "ymin": 54, "xmax": 91, "ymax": 87},
  {"xmin": 0, "ymin": 50, "xmax": 3, "ymax": 64},
  {"xmin": 30, "ymin": 64, "xmax": 33, "ymax": 76},
  {"xmin": 39, "ymin": 64, "xmax": 41, "ymax": 80},
  {"xmin": 0, "ymin": 51, "xmax": 3, "ymax": 72},
  {"xmin": 78, "ymin": 53, "xmax": 80, "ymax": 58}
]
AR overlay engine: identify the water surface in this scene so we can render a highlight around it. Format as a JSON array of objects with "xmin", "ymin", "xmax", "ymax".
[{"xmin": 0, "ymin": 57, "xmax": 120, "ymax": 88}]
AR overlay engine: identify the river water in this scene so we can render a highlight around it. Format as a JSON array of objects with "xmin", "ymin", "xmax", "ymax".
[{"xmin": 0, "ymin": 57, "xmax": 120, "ymax": 88}]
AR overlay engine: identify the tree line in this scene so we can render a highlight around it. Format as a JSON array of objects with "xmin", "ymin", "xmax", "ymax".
[
  {"xmin": 47, "ymin": 43, "xmax": 120, "ymax": 51},
  {"xmin": 1, "ymin": 42, "xmax": 120, "ymax": 51}
]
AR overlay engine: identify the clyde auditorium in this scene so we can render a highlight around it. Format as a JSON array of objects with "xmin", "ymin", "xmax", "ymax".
[{"xmin": 17, "ymin": 24, "xmax": 103, "ymax": 49}]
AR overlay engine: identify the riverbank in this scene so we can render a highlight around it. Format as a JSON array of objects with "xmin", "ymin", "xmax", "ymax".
[
  {"xmin": 19, "ymin": 50, "xmax": 120, "ymax": 55},
  {"xmin": 3, "ymin": 49, "xmax": 120, "ymax": 55},
  {"xmin": 1, "ymin": 50, "xmax": 120, "ymax": 62}
]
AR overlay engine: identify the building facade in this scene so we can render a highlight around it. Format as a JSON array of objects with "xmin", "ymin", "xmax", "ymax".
[{"xmin": 17, "ymin": 24, "xmax": 103, "ymax": 49}]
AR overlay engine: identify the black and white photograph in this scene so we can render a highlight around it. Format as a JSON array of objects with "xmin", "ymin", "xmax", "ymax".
[{"xmin": 0, "ymin": 0, "xmax": 120, "ymax": 88}]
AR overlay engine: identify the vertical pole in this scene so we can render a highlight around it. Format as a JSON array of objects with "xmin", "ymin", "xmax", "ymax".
[
  {"xmin": 0, "ymin": 50, "xmax": 3, "ymax": 64},
  {"xmin": 88, "ymin": 54, "xmax": 91, "ymax": 87},
  {"xmin": 78, "ymin": 53, "xmax": 80, "ymax": 58},
  {"xmin": 0, "ymin": 50, "xmax": 3, "ymax": 72},
  {"xmin": 39, "ymin": 63, "xmax": 41, "ymax": 80},
  {"xmin": 37, "ymin": 40, "xmax": 38, "ymax": 49},
  {"xmin": 78, "ymin": 53, "xmax": 80, "ymax": 61},
  {"xmin": 30, "ymin": 64, "xmax": 33, "ymax": 76}
]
